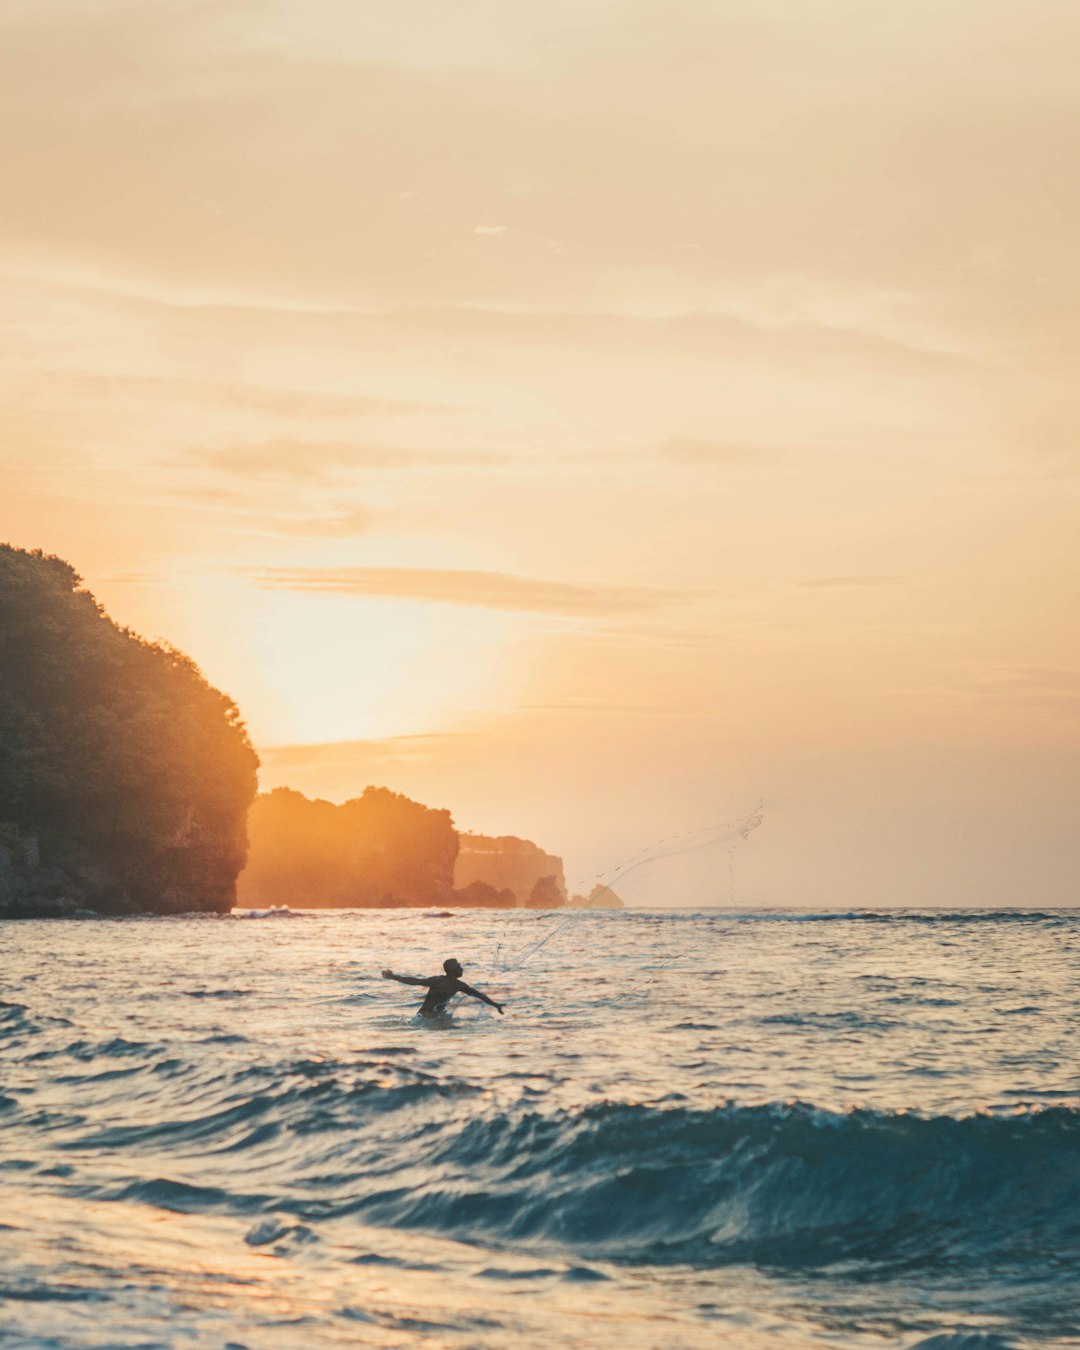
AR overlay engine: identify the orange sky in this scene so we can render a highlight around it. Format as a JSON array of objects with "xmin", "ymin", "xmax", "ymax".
[{"xmin": 2, "ymin": 0, "xmax": 1078, "ymax": 904}]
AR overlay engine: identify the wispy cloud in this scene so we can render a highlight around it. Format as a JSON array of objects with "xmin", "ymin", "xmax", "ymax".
[
  {"xmin": 519, "ymin": 700, "xmax": 697, "ymax": 718},
  {"xmin": 244, "ymin": 565, "xmax": 682, "ymax": 615},
  {"xmin": 260, "ymin": 731, "xmax": 465, "ymax": 760},
  {"xmin": 264, "ymin": 506, "xmax": 375, "ymax": 537},
  {"xmin": 961, "ymin": 666, "xmax": 1080, "ymax": 707},
  {"xmin": 10, "ymin": 371, "xmax": 439, "ymax": 420},
  {"xmin": 182, "ymin": 440, "xmax": 500, "ymax": 482},
  {"xmin": 797, "ymin": 576, "xmax": 905, "ymax": 588},
  {"xmin": 660, "ymin": 438, "xmax": 790, "ymax": 467},
  {"xmin": 145, "ymin": 483, "xmax": 376, "ymax": 537},
  {"xmin": 257, "ymin": 733, "xmax": 469, "ymax": 788}
]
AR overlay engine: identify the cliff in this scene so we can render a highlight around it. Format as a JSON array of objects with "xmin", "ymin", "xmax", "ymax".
[
  {"xmin": 568, "ymin": 884, "xmax": 625, "ymax": 910},
  {"xmin": 0, "ymin": 546, "xmax": 259, "ymax": 917},
  {"xmin": 454, "ymin": 833, "xmax": 568, "ymax": 907},
  {"xmin": 238, "ymin": 790, "xmax": 568, "ymax": 909},
  {"xmin": 238, "ymin": 786, "xmax": 459, "ymax": 907}
]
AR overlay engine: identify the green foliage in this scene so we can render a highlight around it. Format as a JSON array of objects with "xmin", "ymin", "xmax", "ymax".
[{"xmin": 0, "ymin": 545, "xmax": 259, "ymax": 881}]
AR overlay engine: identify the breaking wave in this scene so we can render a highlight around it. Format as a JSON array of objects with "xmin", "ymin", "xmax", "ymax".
[{"xmin": 12, "ymin": 1044, "xmax": 1080, "ymax": 1271}]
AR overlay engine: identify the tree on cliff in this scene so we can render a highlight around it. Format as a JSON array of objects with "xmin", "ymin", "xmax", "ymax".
[
  {"xmin": 0, "ymin": 546, "xmax": 259, "ymax": 912},
  {"xmin": 239, "ymin": 785, "xmax": 459, "ymax": 906}
]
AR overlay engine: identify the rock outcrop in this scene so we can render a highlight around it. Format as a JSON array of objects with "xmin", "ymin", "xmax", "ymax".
[
  {"xmin": 527, "ymin": 874, "xmax": 566, "ymax": 909},
  {"xmin": 568, "ymin": 884, "xmax": 624, "ymax": 910},
  {"xmin": 238, "ymin": 790, "xmax": 569, "ymax": 910},
  {"xmin": 0, "ymin": 824, "xmax": 83, "ymax": 918},
  {"xmin": 450, "ymin": 879, "xmax": 517, "ymax": 908},
  {"xmin": 454, "ymin": 833, "xmax": 568, "ymax": 907}
]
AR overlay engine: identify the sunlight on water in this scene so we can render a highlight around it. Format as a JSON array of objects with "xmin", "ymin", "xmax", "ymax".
[{"xmin": 3, "ymin": 909, "xmax": 1080, "ymax": 1348}]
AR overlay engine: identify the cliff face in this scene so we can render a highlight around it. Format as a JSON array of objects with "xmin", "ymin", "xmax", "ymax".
[
  {"xmin": 0, "ymin": 546, "xmax": 258, "ymax": 917},
  {"xmin": 568, "ymin": 884, "xmax": 624, "ymax": 910},
  {"xmin": 238, "ymin": 786, "xmax": 459, "ymax": 907},
  {"xmin": 454, "ymin": 834, "xmax": 568, "ymax": 908},
  {"xmin": 0, "ymin": 819, "xmax": 246, "ymax": 918},
  {"xmin": 238, "ymin": 791, "xmax": 568, "ymax": 909},
  {"xmin": 450, "ymin": 879, "xmax": 517, "ymax": 908}
]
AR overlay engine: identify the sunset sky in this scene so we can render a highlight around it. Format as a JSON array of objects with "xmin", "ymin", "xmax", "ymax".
[{"xmin": 2, "ymin": 0, "xmax": 1078, "ymax": 905}]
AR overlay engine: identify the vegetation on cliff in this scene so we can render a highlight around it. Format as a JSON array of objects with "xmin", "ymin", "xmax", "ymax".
[
  {"xmin": 0, "ymin": 545, "xmax": 577, "ymax": 917},
  {"xmin": 0, "ymin": 546, "xmax": 259, "ymax": 915},
  {"xmin": 238, "ymin": 786, "xmax": 460, "ymax": 907},
  {"xmin": 239, "ymin": 790, "xmax": 569, "ymax": 909}
]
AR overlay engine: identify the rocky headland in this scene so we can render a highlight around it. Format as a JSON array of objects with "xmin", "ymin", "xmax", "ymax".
[
  {"xmin": 0, "ymin": 546, "xmax": 258, "ymax": 918},
  {"xmin": 237, "ymin": 790, "xmax": 590, "ymax": 910},
  {"xmin": 1, "ymin": 543, "xmax": 619, "ymax": 917},
  {"xmin": 453, "ymin": 832, "xmax": 568, "ymax": 908}
]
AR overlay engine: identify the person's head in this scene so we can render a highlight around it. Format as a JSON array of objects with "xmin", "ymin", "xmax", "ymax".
[{"xmin": 443, "ymin": 958, "xmax": 463, "ymax": 978}]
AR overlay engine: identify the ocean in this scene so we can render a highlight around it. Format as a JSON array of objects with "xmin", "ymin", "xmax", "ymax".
[{"xmin": 2, "ymin": 908, "xmax": 1080, "ymax": 1349}]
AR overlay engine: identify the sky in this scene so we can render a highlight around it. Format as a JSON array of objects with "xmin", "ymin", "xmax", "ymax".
[{"xmin": 2, "ymin": 0, "xmax": 1078, "ymax": 905}]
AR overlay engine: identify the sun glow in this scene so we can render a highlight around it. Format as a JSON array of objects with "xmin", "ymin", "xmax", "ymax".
[
  {"xmin": 3, "ymin": 0, "xmax": 1079, "ymax": 903},
  {"xmin": 219, "ymin": 588, "xmax": 525, "ymax": 745}
]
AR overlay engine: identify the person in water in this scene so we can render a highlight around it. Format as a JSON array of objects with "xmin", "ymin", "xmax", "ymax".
[{"xmin": 381, "ymin": 958, "xmax": 505, "ymax": 1018}]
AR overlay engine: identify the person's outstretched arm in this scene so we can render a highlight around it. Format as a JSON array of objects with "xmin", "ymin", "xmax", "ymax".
[
  {"xmin": 456, "ymin": 980, "xmax": 504, "ymax": 1013},
  {"xmin": 382, "ymin": 969, "xmax": 432, "ymax": 987}
]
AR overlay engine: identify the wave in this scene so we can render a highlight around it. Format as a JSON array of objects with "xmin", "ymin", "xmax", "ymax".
[
  {"xmin": 718, "ymin": 909, "xmax": 1074, "ymax": 926},
  {"xmin": 70, "ymin": 905, "xmax": 1080, "ymax": 924},
  {"xmin": 339, "ymin": 1099, "xmax": 1080, "ymax": 1270},
  {"xmin": 40, "ymin": 1067, "xmax": 1080, "ymax": 1273},
  {"xmin": 231, "ymin": 906, "xmax": 308, "ymax": 920},
  {"xmin": 175, "ymin": 905, "xmax": 308, "ymax": 920}
]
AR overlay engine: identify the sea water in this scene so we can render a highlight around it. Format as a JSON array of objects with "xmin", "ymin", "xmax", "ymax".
[{"xmin": 2, "ymin": 908, "xmax": 1080, "ymax": 1349}]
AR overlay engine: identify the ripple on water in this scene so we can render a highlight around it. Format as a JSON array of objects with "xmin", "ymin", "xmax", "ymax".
[{"xmin": 4, "ymin": 908, "xmax": 1080, "ymax": 1348}]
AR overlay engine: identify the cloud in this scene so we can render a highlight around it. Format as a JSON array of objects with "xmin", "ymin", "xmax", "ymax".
[
  {"xmin": 182, "ymin": 440, "xmax": 501, "ymax": 481},
  {"xmin": 591, "ymin": 623, "xmax": 735, "ymax": 650},
  {"xmin": 961, "ymin": 666, "xmax": 1080, "ymax": 708},
  {"xmin": 99, "ymin": 570, "xmax": 160, "ymax": 585},
  {"xmin": 797, "ymin": 576, "xmax": 905, "ymax": 588},
  {"xmin": 145, "ymin": 482, "xmax": 376, "ymax": 536},
  {"xmin": 260, "ymin": 731, "xmax": 464, "ymax": 760},
  {"xmin": 359, "ymin": 304, "xmax": 966, "ymax": 369},
  {"xmin": 7, "ymin": 0, "xmax": 1078, "ymax": 347},
  {"xmin": 256, "ymin": 733, "xmax": 469, "ymax": 795},
  {"xmin": 519, "ymin": 701, "xmax": 696, "ymax": 717},
  {"xmin": 660, "ymin": 437, "xmax": 790, "ymax": 467},
  {"xmin": 263, "ymin": 505, "xmax": 375, "ymax": 537},
  {"xmin": 4, "ymin": 261, "xmax": 974, "ymax": 378},
  {"xmin": 5, "ymin": 369, "xmax": 436, "ymax": 420},
  {"xmin": 243, "ymin": 565, "xmax": 682, "ymax": 615}
]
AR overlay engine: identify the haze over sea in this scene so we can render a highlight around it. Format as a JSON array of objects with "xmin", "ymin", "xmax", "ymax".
[{"xmin": 4, "ymin": 908, "xmax": 1080, "ymax": 1350}]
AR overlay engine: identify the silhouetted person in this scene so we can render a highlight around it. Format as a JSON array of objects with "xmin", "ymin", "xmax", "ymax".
[{"xmin": 382, "ymin": 958, "xmax": 504, "ymax": 1018}]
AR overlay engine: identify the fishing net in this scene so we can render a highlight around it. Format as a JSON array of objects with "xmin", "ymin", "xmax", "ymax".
[{"xmin": 483, "ymin": 802, "xmax": 765, "ymax": 983}]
